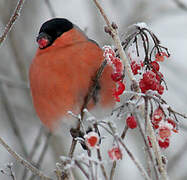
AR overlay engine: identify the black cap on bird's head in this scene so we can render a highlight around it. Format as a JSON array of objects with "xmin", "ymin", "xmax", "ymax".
[{"xmin": 37, "ymin": 18, "xmax": 73, "ymax": 49}]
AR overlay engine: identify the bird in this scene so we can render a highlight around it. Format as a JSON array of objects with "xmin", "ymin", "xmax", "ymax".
[{"xmin": 29, "ymin": 18, "xmax": 115, "ymax": 132}]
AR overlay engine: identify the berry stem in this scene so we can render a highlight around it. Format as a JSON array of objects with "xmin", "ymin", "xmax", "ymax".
[{"xmin": 144, "ymin": 97, "xmax": 168, "ymax": 180}]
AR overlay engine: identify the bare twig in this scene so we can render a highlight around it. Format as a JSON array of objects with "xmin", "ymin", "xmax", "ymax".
[
  {"xmin": 92, "ymin": 0, "xmax": 140, "ymax": 92},
  {"xmin": 44, "ymin": 0, "xmax": 56, "ymax": 17},
  {"xmin": 0, "ymin": 163, "xmax": 16, "ymax": 180},
  {"xmin": 21, "ymin": 127, "xmax": 44, "ymax": 180},
  {"xmin": 173, "ymin": 0, "xmax": 187, "ymax": 11},
  {"xmin": 97, "ymin": 148, "xmax": 108, "ymax": 180},
  {"xmin": 0, "ymin": 83, "xmax": 28, "ymax": 157},
  {"xmin": 0, "ymin": 136, "xmax": 52, "ymax": 180},
  {"xmin": 0, "ymin": 74, "xmax": 28, "ymax": 88},
  {"xmin": 109, "ymin": 161, "xmax": 116, "ymax": 180},
  {"xmin": 0, "ymin": 0, "xmax": 25, "ymax": 45},
  {"xmin": 144, "ymin": 97, "xmax": 168, "ymax": 180},
  {"xmin": 29, "ymin": 132, "xmax": 51, "ymax": 180},
  {"xmin": 107, "ymin": 122, "xmax": 151, "ymax": 180},
  {"xmin": 68, "ymin": 60, "xmax": 107, "ymax": 158},
  {"xmin": 118, "ymin": 138, "xmax": 151, "ymax": 180},
  {"xmin": 109, "ymin": 125, "xmax": 128, "ymax": 180}
]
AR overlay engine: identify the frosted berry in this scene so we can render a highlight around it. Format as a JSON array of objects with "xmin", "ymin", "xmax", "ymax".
[
  {"xmin": 159, "ymin": 127, "xmax": 171, "ymax": 139},
  {"xmin": 158, "ymin": 138, "xmax": 170, "ymax": 149},
  {"xmin": 85, "ymin": 132, "xmax": 99, "ymax": 149},
  {"xmin": 151, "ymin": 61, "xmax": 160, "ymax": 72},
  {"xmin": 158, "ymin": 85, "xmax": 164, "ymax": 95},
  {"xmin": 155, "ymin": 52, "xmax": 168, "ymax": 62},
  {"xmin": 126, "ymin": 116, "xmax": 137, "ymax": 129},
  {"xmin": 131, "ymin": 61, "xmax": 141, "ymax": 75},
  {"xmin": 113, "ymin": 81, "xmax": 125, "ymax": 102},
  {"xmin": 108, "ymin": 147, "xmax": 122, "ymax": 161},
  {"xmin": 152, "ymin": 107, "xmax": 164, "ymax": 124},
  {"xmin": 111, "ymin": 72, "xmax": 123, "ymax": 82}
]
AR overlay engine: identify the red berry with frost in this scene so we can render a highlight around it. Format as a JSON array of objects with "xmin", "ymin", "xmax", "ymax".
[
  {"xmin": 111, "ymin": 72, "xmax": 123, "ymax": 82},
  {"xmin": 85, "ymin": 132, "xmax": 99, "ymax": 149},
  {"xmin": 126, "ymin": 116, "xmax": 137, "ymax": 129},
  {"xmin": 167, "ymin": 118, "xmax": 178, "ymax": 133},
  {"xmin": 112, "ymin": 58, "xmax": 123, "ymax": 72},
  {"xmin": 113, "ymin": 81, "xmax": 125, "ymax": 102},
  {"xmin": 159, "ymin": 126, "xmax": 171, "ymax": 139},
  {"xmin": 155, "ymin": 52, "xmax": 168, "ymax": 62},
  {"xmin": 152, "ymin": 107, "xmax": 164, "ymax": 124},
  {"xmin": 108, "ymin": 147, "xmax": 122, "ymax": 160},
  {"xmin": 151, "ymin": 61, "xmax": 160, "ymax": 72},
  {"xmin": 158, "ymin": 138, "xmax": 170, "ymax": 149},
  {"xmin": 158, "ymin": 85, "xmax": 164, "ymax": 95},
  {"xmin": 156, "ymin": 72, "xmax": 163, "ymax": 82},
  {"xmin": 131, "ymin": 61, "xmax": 141, "ymax": 75}
]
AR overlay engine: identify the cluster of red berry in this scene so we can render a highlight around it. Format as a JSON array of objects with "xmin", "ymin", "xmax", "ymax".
[
  {"xmin": 149, "ymin": 107, "xmax": 178, "ymax": 149},
  {"xmin": 130, "ymin": 52, "xmax": 168, "ymax": 95},
  {"xmin": 103, "ymin": 46, "xmax": 125, "ymax": 102}
]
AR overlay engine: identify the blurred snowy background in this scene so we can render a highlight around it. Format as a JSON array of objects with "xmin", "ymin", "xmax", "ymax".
[{"xmin": 0, "ymin": 0, "xmax": 187, "ymax": 179}]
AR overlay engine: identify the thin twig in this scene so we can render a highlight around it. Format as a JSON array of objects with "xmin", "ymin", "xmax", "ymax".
[
  {"xmin": 109, "ymin": 125, "xmax": 128, "ymax": 180},
  {"xmin": 109, "ymin": 161, "xmax": 116, "ymax": 180},
  {"xmin": 92, "ymin": 0, "xmax": 140, "ymax": 92},
  {"xmin": 21, "ymin": 126, "xmax": 44, "ymax": 180},
  {"xmin": 44, "ymin": 0, "xmax": 56, "ymax": 17},
  {"xmin": 0, "ymin": 136, "xmax": 52, "ymax": 180},
  {"xmin": 107, "ymin": 122, "xmax": 151, "ymax": 180},
  {"xmin": 68, "ymin": 60, "xmax": 107, "ymax": 158},
  {"xmin": 97, "ymin": 149, "xmax": 108, "ymax": 180},
  {"xmin": 118, "ymin": 138, "xmax": 151, "ymax": 180},
  {"xmin": 173, "ymin": 0, "xmax": 187, "ymax": 11},
  {"xmin": 0, "ymin": 83, "xmax": 28, "ymax": 157},
  {"xmin": 29, "ymin": 132, "xmax": 51, "ymax": 180},
  {"xmin": 0, "ymin": 0, "xmax": 25, "ymax": 45},
  {"xmin": 74, "ymin": 160, "xmax": 89, "ymax": 179},
  {"xmin": 144, "ymin": 97, "xmax": 168, "ymax": 180},
  {"xmin": 134, "ymin": 113, "xmax": 159, "ymax": 180}
]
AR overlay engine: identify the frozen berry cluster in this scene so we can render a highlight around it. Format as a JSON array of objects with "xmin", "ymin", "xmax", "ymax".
[{"xmin": 103, "ymin": 46, "xmax": 125, "ymax": 102}]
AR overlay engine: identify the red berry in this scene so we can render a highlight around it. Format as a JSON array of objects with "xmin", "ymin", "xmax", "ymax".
[
  {"xmin": 113, "ymin": 81, "xmax": 125, "ymax": 102},
  {"xmin": 156, "ymin": 72, "xmax": 163, "ymax": 82},
  {"xmin": 151, "ymin": 61, "xmax": 160, "ymax": 72},
  {"xmin": 108, "ymin": 147, "xmax": 122, "ymax": 160},
  {"xmin": 155, "ymin": 52, "xmax": 168, "ymax": 62},
  {"xmin": 159, "ymin": 127, "xmax": 171, "ymax": 139},
  {"xmin": 167, "ymin": 118, "xmax": 178, "ymax": 133},
  {"xmin": 126, "ymin": 116, "xmax": 137, "ymax": 129},
  {"xmin": 112, "ymin": 58, "xmax": 123, "ymax": 73},
  {"xmin": 158, "ymin": 85, "xmax": 164, "ymax": 95},
  {"xmin": 131, "ymin": 61, "xmax": 141, "ymax": 75},
  {"xmin": 85, "ymin": 132, "xmax": 99, "ymax": 148},
  {"xmin": 152, "ymin": 107, "xmax": 164, "ymax": 124},
  {"xmin": 158, "ymin": 138, "xmax": 170, "ymax": 149},
  {"xmin": 139, "ymin": 79, "xmax": 147, "ymax": 93},
  {"xmin": 111, "ymin": 72, "xmax": 123, "ymax": 82},
  {"xmin": 167, "ymin": 118, "xmax": 176, "ymax": 129},
  {"xmin": 143, "ymin": 71, "xmax": 156, "ymax": 83}
]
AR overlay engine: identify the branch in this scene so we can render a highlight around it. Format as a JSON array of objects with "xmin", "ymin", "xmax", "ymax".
[
  {"xmin": 68, "ymin": 60, "xmax": 107, "ymax": 158},
  {"xmin": 44, "ymin": 0, "xmax": 56, "ymax": 17},
  {"xmin": 0, "ymin": 83, "xmax": 28, "ymax": 157},
  {"xmin": 0, "ymin": 136, "xmax": 52, "ymax": 180},
  {"xmin": 0, "ymin": 0, "xmax": 25, "ymax": 45},
  {"xmin": 144, "ymin": 97, "xmax": 168, "ymax": 180},
  {"xmin": 92, "ymin": 0, "xmax": 140, "ymax": 93}
]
